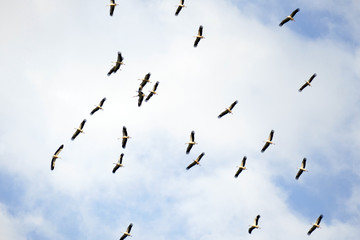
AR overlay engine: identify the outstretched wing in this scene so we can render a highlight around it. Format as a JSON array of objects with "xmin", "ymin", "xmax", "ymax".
[
  {"xmin": 234, "ymin": 167, "xmax": 243, "ymax": 178},
  {"xmin": 99, "ymin": 97, "xmax": 106, "ymax": 107},
  {"xmin": 279, "ymin": 17, "xmax": 290, "ymax": 27},
  {"xmin": 261, "ymin": 142, "xmax": 270, "ymax": 152},
  {"xmin": 186, "ymin": 143, "xmax": 193, "ymax": 154},
  {"xmin": 108, "ymin": 65, "xmax": 117, "ymax": 76},
  {"xmin": 316, "ymin": 215, "xmax": 323, "ymax": 225},
  {"xmin": 241, "ymin": 156, "xmax": 247, "ymax": 167},
  {"xmin": 308, "ymin": 73, "xmax": 317, "ymax": 83},
  {"xmin": 123, "ymin": 126, "xmax": 128, "ymax": 137},
  {"xmin": 229, "ymin": 100, "xmax": 238, "ymax": 110},
  {"xmin": 198, "ymin": 25, "xmax": 203, "ymax": 36},
  {"xmin": 295, "ymin": 169, "xmax": 303, "ymax": 180},
  {"xmin": 145, "ymin": 92, "xmax": 153, "ymax": 102},
  {"xmin": 54, "ymin": 144, "xmax": 64, "ymax": 156},
  {"xmin": 307, "ymin": 225, "xmax": 317, "ymax": 235},
  {"xmin": 255, "ymin": 215, "xmax": 260, "ymax": 225},
  {"xmin": 248, "ymin": 226, "xmax": 255, "ymax": 234},
  {"xmin": 71, "ymin": 129, "xmax": 80, "ymax": 141},
  {"xmin": 117, "ymin": 52, "xmax": 123, "ymax": 63},
  {"xmin": 175, "ymin": 5, "xmax": 182, "ymax": 16},
  {"xmin": 290, "ymin": 8, "xmax": 300, "ymax": 17},
  {"xmin": 196, "ymin": 152, "xmax": 205, "ymax": 162},
  {"xmin": 138, "ymin": 94, "xmax": 144, "ymax": 107},
  {"xmin": 112, "ymin": 164, "xmax": 120, "ymax": 174},
  {"xmin": 218, "ymin": 109, "xmax": 228, "ymax": 118},
  {"xmin": 298, "ymin": 82, "xmax": 308, "ymax": 92},
  {"xmin": 90, "ymin": 106, "xmax": 100, "ymax": 115},
  {"xmin": 186, "ymin": 161, "xmax": 197, "ymax": 170},
  {"xmin": 190, "ymin": 131, "xmax": 195, "ymax": 142},
  {"xmin": 301, "ymin": 158, "xmax": 306, "ymax": 168},
  {"xmin": 51, "ymin": 158, "xmax": 56, "ymax": 170},
  {"xmin": 126, "ymin": 223, "xmax": 133, "ymax": 233},
  {"xmin": 119, "ymin": 233, "xmax": 127, "ymax": 240},
  {"xmin": 268, "ymin": 130, "xmax": 274, "ymax": 141},
  {"xmin": 194, "ymin": 37, "xmax": 201, "ymax": 47},
  {"xmin": 153, "ymin": 81, "xmax": 159, "ymax": 91}
]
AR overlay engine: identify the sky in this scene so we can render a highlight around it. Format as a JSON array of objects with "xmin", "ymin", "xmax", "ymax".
[{"xmin": 0, "ymin": 0, "xmax": 360, "ymax": 239}]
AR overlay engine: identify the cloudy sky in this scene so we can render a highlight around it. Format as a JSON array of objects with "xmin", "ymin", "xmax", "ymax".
[{"xmin": 1, "ymin": 0, "xmax": 360, "ymax": 239}]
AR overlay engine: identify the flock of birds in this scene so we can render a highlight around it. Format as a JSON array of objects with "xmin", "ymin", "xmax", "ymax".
[{"xmin": 50, "ymin": 1, "xmax": 324, "ymax": 238}]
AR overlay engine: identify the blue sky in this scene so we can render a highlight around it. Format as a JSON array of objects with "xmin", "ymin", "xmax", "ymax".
[{"xmin": 0, "ymin": 0, "xmax": 360, "ymax": 239}]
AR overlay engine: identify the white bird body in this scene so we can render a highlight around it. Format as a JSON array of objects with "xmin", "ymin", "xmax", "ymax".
[
  {"xmin": 186, "ymin": 152, "xmax": 205, "ymax": 170},
  {"xmin": 186, "ymin": 130, "xmax": 197, "ymax": 154},
  {"xmin": 51, "ymin": 144, "xmax": 64, "ymax": 170},
  {"xmin": 119, "ymin": 223, "xmax": 133, "ymax": 240},
  {"xmin": 295, "ymin": 158, "xmax": 308, "ymax": 180},
  {"xmin": 279, "ymin": 8, "xmax": 300, "ymax": 27},
  {"xmin": 248, "ymin": 215, "xmax": 261, "ymax": 234},
  {"xmin": 175, "ymin": 0, "xmax": 186, "ymax": 16},
  {"xmin": 113, "ymin": 153, "xmax": 124, "ymax": 173},
  {"xmin": 261, "ymin": 130, "xmax": 275, "ymax": 152},
  {"xmin": 234, "ymin": 156, "xmax": 247, "ymax": 178},
  {"xmin": 307, "ymin": 215, "xmax": 323, "ymax": 235}
]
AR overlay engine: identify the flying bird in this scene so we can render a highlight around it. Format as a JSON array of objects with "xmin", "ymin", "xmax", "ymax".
[
  {"xmin": 194, "ymin": 25, "xmax": 204, "ymax": 47},
  {"xmin": 108, "ymin": 0, "xmax": 118, "ymax": 16},
  {"xmin": 299, "ymin": 73, "xmax": 317, "ymax": 92},
  {"xmin": 135, "ymin": 89, "xmax": 145, "ymax": 107},
  {"xmin": 119, "ymin": 223, "xmax": 133, "ymax": 240},
  {"xmin": 90, "ymin": 97, "xmax": 106, "ymax": 115},
  {"xmin": 175, "ymin": 0, "xmax": 185, "ymax": 16},
  {"xmin": 139, "ymin": 73, "xmax": 151, "ymax": 90},
  {"xmin": 51, "ymin": 144, "xmax": 64, "ymax": 171},
  {"xmin": 186, "ymin": 152, "xmax": 205, "ymax": 170},
  {"xmin": 248, "ymin": 215, "xmax": 261, "ymax": 234},
  {"xmin": 119, "ymin": 126, "xmax": 131, "ymax": 149},
  {"xmin": 108, "ymin": 52, "xmax": 124, "ymax": 76},
  {"xmin": 234, "ymin": 156, "xmax": 247, "ymax": 178},
  {"xmin": 279, "ymin": 8, "xmax": 300, "ymax": 27},
  {"xmin": 261, "ymin": 130, "xmax": 275, "ymax": 152},
  {"xmin": 218, "ymin": 100, "xmax": 238, "ymax": 118},
  {"xmin": 113, "ymin": 153, "xmax": 124, "ymax": 173},
  {"xmin": 71, "ymin": 119, "xmax": 86, "ymax": 140},
  {"xmin": 145, "ymin": 81, "xmax": 159, "ymax": 102},
  {"xmin": 307, "ymin": 215, "xmax": 323, "ymax": 235},
  {"xmin": 295, "ymin": 158, "xmax": 308, "ymax": 180},
  {"xmin": 186, "ymin": 131, "xmax": 197, "ymax": 154}
]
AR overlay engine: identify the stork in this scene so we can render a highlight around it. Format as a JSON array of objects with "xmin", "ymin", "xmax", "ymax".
[
  {"xmin": 113, "ymin": 153, "xmax": 124, "ymax": 173},
  {"xmin": 119, "ymin": 223, "xmax": 133, "ymax": 240},
  {"xmin": 108, "ymin": 52, "xmax": 124, "ymax": 76},
  {"xmin": 139, "ymin": 73, "xmax": 151, "ymax": 90},
  {"xmin": 107, "ymin": 0, "xmax": 118, "ymax": 16},
  {"xmin": 194, "ymin": 25, "xmax": 204, "ymax": 47},
  {"xmin": 71, "ymin": 119, "xmax": 86, "ymax": 140},
  {"xmin": 218, "ymin": 100, "xmax": 238, "ymax": 118},
  {"xmin": 51, "ymin": 144, "xmax": 64, "ymax": 171},
  {"xmin": 145, "ymin": 81, "xmax": 159, "ymax": 102},
  {"xmin": 135, "ymin": 88, "xmax": 145, "ymax": 107},
  {"xmin": 295, "ymin": 158, "xmax": 308, "ymax": 180},
  {"xmin": 186, "ymin": 152, "xmax": 205, "ymax": 170},
  {"xmin": 234, "ymin": 156, "xmax": 247, "ymax": 178},
  {"xmin": 186, "ymin": 130, "xmax": 197, "ymax": 154},
  {"xmin": 90, "ymin": 97, "xmax": 106, "ymax": 115},
  {"xmin": 299, "ymin": 73, "xmax": 317, "ymax": 92},
  {"xmin": 248, "ymin": 215, "xmax": 261, "ymax": 234},
  {"xmin": 307, "ymin": 215, "xmax": 323, "ymax": 235},
  {"xmin": 118, "ymin": 126, "xmax": 131, "ymax": 149},
  {"xmin": 175, "ymin": 0, "xmax": 186, "ymax": 16},
  {"xmin": 261, "ymin": 130, "xmax": 275, "ymax": 152},
  {"xmin": 279, "ymin": 8, "xmax": 300, "ymax": 27}
]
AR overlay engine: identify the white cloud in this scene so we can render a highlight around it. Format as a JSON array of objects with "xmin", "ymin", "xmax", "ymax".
[{"xmin": 0, "ymin": 0, "xmax": 359, "ymax": 239}]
